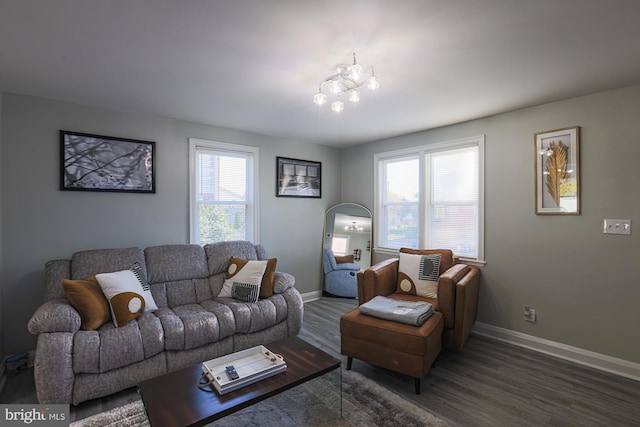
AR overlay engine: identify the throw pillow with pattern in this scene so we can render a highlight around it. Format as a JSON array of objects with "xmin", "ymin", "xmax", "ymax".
[
  {"xmin": 218, "ymin": 257, "xmax": 267, "ymax": 298},
  {"xmin": 396, "ymin": 252, "xmax": 441, "ymax": 298}
]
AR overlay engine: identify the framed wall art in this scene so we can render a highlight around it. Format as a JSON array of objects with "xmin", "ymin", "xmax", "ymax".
[
  {"xmin": 534, "ymin": 126, "xmax": 580, "ymax": 215},
  {"xmin": 60, "ymin": 130, "xmax": 156, "ymax": 193},
  {"xmin": 276, "ymin": 156, "xmax": 321, "ymax": 198}
]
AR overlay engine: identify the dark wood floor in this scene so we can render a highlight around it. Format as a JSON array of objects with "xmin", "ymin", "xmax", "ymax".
[{"xmin": 3, "ymin": 299, "xmax": 640, "ymax": 426}]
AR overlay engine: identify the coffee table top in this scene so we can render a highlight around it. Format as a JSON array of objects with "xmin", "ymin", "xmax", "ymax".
[{"xmin": 138, "ymin": 336, "xmax": 341, "ymax": 427}]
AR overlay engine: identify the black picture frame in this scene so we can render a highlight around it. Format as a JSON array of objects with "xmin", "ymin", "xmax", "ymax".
[
  {"xmin": 276, "ymin": 157, "xmax": 321, "ymax": 198},
  {"xmin": 60, "ymin": 130, "xmax": 156, "ymax": 193}
]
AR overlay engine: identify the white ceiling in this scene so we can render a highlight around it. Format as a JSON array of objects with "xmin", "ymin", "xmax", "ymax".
[{"xmin": 2, "ymin": 1, "xmax": 640, "ymax": 147}]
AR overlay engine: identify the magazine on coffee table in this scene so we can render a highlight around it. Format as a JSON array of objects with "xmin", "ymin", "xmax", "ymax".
[{"xmin": 200, "ymin": 345, "xmax": 287, "ymax": 395}]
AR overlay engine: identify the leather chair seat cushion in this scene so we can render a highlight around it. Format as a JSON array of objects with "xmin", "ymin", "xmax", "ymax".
[{"xmin": 341, "ymin": 308, "xmax": 443, "ymax": 356}]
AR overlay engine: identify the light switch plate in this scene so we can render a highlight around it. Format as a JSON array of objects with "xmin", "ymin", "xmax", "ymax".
[{"xmin": 603, "ymin": 219, "xmax": 631, "ymax": 235}]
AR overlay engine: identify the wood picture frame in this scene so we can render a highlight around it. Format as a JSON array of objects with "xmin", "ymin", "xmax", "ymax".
[
  {"xmin": 276, "ymin": 156, "xmax": 321, "ymax": 198},
  {"xmin": 534, "ymin": 126, "xmax": 580, "ymax": 215},
  {"xmin": 60, "ymin": 130, "xmax": 156, "ymax": 193}
]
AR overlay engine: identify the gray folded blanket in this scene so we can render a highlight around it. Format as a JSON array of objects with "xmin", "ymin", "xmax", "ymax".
[{"xmin": 359, "ymin": 295, "xmax": 433, "ymax": 326}]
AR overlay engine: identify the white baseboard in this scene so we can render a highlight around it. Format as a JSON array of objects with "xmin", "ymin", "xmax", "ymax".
[
  {"xmin": 301, "ymin": 290, "xmax": 323, "ymax": 303},
  {"xmin": 472, "ymin": 322, "xmax": 640, "ymax": 382}
]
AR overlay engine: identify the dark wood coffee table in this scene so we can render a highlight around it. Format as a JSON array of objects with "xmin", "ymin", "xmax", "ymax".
[{"xmin": 138, "ymin": 336, "xmax": 341, "ymax": 427}]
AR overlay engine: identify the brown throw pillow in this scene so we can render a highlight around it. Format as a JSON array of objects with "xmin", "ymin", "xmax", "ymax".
[
  {"xmin": 259, "ymin": 258, "xmax": 278, "ymax": 299},
  {"xmin": 62, "ymin": 276, "xmax": 111, "ymax": 330},
  {"xmin": 334, "ymin": 254, "xmax": 355, "ymax": 264}
]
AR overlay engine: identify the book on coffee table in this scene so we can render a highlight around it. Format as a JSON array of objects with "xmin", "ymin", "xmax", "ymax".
[{"xmin": 201, "ymin": 345, "xmax": 287, "ymax": 395}]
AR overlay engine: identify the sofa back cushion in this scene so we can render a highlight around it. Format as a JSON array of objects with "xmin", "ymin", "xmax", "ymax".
[
  {"xmin": 144, "ymin": 244, "xmax": 209, "ymax": 308},
  {"xmin": 46, "ymin": 241, "xmax": 270, "ymax": 308},
  {"xmin": 204, "ymin": 241, "xmax": 266, "ymax": 297},
  {"xmin": 205, "ymin": 241, "xmax": 264, "ymax": 274},
  {"xmin": 71, "ymin": 247, "xmax": 146, "ymax": 280}
]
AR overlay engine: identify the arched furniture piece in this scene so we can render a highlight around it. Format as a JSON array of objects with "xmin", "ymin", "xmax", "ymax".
[{"xmin": 322, "ymin": 203, "xmax": 372, "ymax": 297}]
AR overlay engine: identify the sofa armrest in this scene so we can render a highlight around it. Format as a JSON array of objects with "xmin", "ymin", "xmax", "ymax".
[
  {"xmin": 28, "ymin": 299, "xmax": 81, "ymax": 334},
  {"xmin": 357, "ymin": 257, "xmax": 399, "ymax": 305},
  {"xmin": 273, "ymin": 271, "xmax": 295, "ymax": 294}
]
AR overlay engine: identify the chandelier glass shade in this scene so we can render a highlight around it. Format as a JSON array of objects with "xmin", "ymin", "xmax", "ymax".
[{"xmin": 314, "ymin": 53, "xmax": 379, "ymax": 113}]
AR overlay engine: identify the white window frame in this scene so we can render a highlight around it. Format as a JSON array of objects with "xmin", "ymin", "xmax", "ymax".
[
  {"xmin": 189, "ymin": 138, "xmax": 259, "ymax": 244},
  {"xmin": 374, "ymin": 135, "xmax": 485, "ymax": 264},
  {"xmin": 330, "ymin": 235, "xmax": 350, "ymax": 256}
]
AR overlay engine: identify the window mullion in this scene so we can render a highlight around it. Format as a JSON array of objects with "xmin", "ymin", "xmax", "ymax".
[{"xmin": 420, "ymin": 151, "xmax": 429, "ymax": 249}]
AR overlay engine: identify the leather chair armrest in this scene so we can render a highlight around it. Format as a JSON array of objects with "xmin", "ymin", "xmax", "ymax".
[
  {"xmin": 438, "ymin": 264, "xmax": 480, "ymax": 329},
  {"xmin": 357, "ymin": 257, "xmax": 399, "ymax": 305},
  {"xmin": 453, "ymin": 266, "xmax": 481, "ymax": 343}
]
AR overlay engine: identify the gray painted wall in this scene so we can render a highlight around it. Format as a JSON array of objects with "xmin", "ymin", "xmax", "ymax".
[
  {"xmin": 1, "ymin": 93, "xmax": 341, "ymax": 354},
  {"xmin": 3, "ymin": 85, "xmax": 640, "ymax": 365},
  {"xmin": 341, "ymin": 84, "xmax": 640, "ymax": 364}
]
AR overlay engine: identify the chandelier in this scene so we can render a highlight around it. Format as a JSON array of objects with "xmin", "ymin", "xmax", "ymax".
[
  {"xmin": 313, "ymin": 53, "xmax": 379, "ymax": 113},
  {"xmin": 345, "ymin": 221, "xmax": 363, "ymax": 231}
]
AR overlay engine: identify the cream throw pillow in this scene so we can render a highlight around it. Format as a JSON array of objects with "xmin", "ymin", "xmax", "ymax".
[
  {"xmin": 396, "ymin": 252, "xmax": 441, "ymax": 298},
  {"xmin": 96, "ymin": 266, "xmax": 158, "ymax": 327},
  {"xmin": 218, "ymin": 257, "xmax": 268, "ymax": 298}
]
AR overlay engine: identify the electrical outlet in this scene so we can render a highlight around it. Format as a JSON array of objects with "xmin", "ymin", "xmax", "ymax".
[{"xmin": 524, "ymin": 307, "xmax": 536, "ymax": 323}]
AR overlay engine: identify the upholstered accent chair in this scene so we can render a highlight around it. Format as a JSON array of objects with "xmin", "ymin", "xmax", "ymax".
[
  {"xmin": 354, "ymin": 248, "xmax": 481, "ymax": 351},
  {"xmin": 340, "ymin": 248, "xmax": 480, "ymax": 393},
  {"xmin": 322, "ymin": 246, "xmax": 360, "ymax": 298}
]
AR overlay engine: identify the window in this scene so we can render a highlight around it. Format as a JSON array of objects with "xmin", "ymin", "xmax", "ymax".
[
  {"xmin": 189, "ymin": 138, "xmax": 258, "ymax": 244},
  {"xmin": 375, "ymin": 135, "xmax": 484, "ymax": 262},
  {"xmin": 330, "ymin": 236, "xmax": 350, "ymax": 256}
]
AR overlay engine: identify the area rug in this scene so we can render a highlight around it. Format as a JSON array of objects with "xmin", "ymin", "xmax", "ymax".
[{"xmin": 71, "ymin": 368, "xmax": 448, "ymax": 426}]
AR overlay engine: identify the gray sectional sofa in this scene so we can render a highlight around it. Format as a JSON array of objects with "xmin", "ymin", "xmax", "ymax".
[{"xmin": 27, "ymin": 241, "xmax": 303, "ymax": 405}]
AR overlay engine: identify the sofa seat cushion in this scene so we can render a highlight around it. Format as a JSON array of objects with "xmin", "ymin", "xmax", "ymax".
[
  {"xmin": 221, "ymin": 293, "xmax": 288, "ymax": 334},
  {"xmin": 72, "ymin": 317, "xmax": 163, "ymax": 374},
  {"xmin": 154, "ymin": 302, "xmax": 235, "ymax": 351}
]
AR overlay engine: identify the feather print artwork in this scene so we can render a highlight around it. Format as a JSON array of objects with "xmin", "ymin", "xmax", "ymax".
[{"xmin": 544, "ymin": 141, "xmax": 569, "ymax": 206}]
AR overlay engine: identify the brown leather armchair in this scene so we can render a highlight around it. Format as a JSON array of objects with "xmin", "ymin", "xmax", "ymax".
[{"xmin": 356, "ymin": 248, "xmax": 480, "ymax": 351}]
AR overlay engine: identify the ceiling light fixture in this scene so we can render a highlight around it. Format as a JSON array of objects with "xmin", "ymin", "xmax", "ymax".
[
  {"xmin": 314, "ymin": 53, "xmax": 379, "ymax": 113},
  {"xmin": 345, "ymin": 221, "xmax": 363, "ymax": 231}
]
